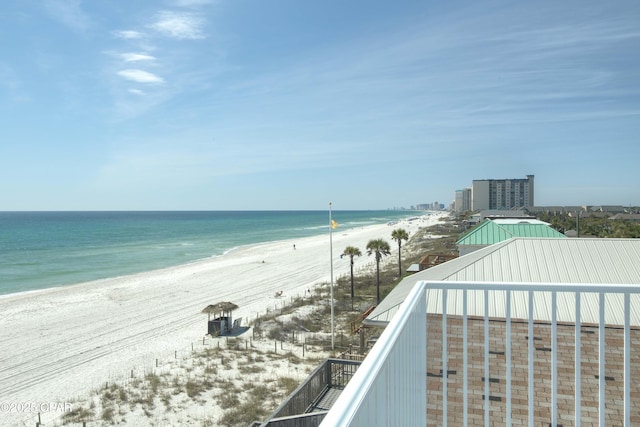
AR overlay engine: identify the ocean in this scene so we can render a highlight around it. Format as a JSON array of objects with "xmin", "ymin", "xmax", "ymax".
[{"xmin": 0, "ymin": 210, "xmax": 421, "ymax": 296}]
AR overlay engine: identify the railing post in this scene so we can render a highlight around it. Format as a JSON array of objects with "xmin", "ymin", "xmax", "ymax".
[
  {"xmin": 599, "ymin": 292, "xmax": 605, "ymax": 427},
  {"xmin": 463, "ymin": 289, "xmax": 468, "ymax": 427},
  {"xmin": 624, "ymin": 293, "xmax": 630, "ymax": 426},
  {"xmin": 506, "ymin": 290, "xmax": 512, "ymax": 427},
  {"xmin": 484, "ymin": 289, "xmax": 489, "ymax": 426},
  {"xmin": 551, "ymin": 291, "xmax": 557, "ymax": 427},
  {"xmin": 424, "ymin": 304, "xmax": 429, "ymax": 420},
  {"xmin": 575, "ymin": 292, "xmax": 582, "ymax": 427},
  {"xmin": 528, "ymin": 290, "xmax": 534, "ymax": 427},
  {"xmin": 442, "ymin": 289, "xmax": 448, "ymax": 427}
]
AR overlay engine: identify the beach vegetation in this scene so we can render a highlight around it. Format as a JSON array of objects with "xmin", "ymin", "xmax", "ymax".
[
  {"xmin": 101, "ymin": 405, "xmax": 115, "ymax": 423},
  {"xmin": 201, "ymin": 416, "xmax": 216, "ymax": 426},
  {"xmin": 365, "ymin": 238, "xmax": 391, "ymax": 304},
  {"xmin": 185, "ymin": 378, "xmax": 206, "ymax": 398},
  {"xmin": 277, "ymin": 376, "xmax": 301, "ymax": 395},
  {"xmin": 161, "ymin": 391, "xmax": 172, "ymax": 409},
  {"xmin": 238, "ymin": 363, "xmax": 265, "ymax": 374},
  {"xmin": 536, "ymin": 211, "xmax": 640, "ymax": 238},
  {"xmin": 215, "ymin": 389, "xmax": 240, "ymax": 409},
  {"xmin": 61, "ymin": 404, "xmax": 94, "ymax": 424},
  {"xmin": 342, "ymin": 245, "xmax": 362, "ymax": 310},
  {"xmin": 391, "ymin": 228, "xmax": 409, "ymax": 278},
  {"xmin": 146, "ymin": 372, "xmax": 162, "ymax": 394}
]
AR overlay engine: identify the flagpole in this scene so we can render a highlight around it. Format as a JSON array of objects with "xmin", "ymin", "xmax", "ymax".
[{"xmin": 329, "ymin": 202, "xmax": 335, "ymax": 351}]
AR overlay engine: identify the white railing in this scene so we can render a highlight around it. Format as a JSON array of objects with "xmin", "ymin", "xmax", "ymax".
[
  {"xmin": 319, "ymin": 282, "xmax": 427, "ymax": 427},
  {"xmin": 319, "ymin": 281, "xmax": 637, "ymax": 426},
  {"xmin": 426, "ymin": 281, "xmax": 639, "ymax": 427}
]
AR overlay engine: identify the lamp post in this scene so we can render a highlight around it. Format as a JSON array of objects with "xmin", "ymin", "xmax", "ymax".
[{"xmin": 329, "ymin": 202, "xmax": 335, "ymax": 350}]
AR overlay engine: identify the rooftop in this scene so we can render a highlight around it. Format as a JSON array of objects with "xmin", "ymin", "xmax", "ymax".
[{"xmin": 366, "ymin": 238, "xmax": 640, "ymax": 326}]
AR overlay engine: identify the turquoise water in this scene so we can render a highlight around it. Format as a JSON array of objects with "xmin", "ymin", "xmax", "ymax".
[{"xmin": 0, "ymin": 210, "xmax": 421, "ymax": 296}]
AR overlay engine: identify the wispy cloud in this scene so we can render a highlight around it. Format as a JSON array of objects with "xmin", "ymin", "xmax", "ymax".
[
  {"xmin": 117, "ymin": 69, "xmax": 164, "ymax": 84},
  {"xmin": 121, "ymin": 53, "xmax": 156, "ymax": 62},
  {"xmin": 149, "ymin": 11, "xmax": 206, "ymax": 39},
  {"xmin": 113, "ymin": 30, "xmax": 145, "ymax": 39}
]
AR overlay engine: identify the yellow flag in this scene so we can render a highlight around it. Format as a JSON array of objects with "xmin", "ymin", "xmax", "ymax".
[{"xmin": 331, "ymin": 219, "xmax": 338, "ymax": 229}]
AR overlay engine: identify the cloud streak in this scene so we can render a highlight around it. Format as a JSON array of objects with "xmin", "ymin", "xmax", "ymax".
[
  {"xmin": 121, "ymin": 53, "xmax": 156, "ymax": 62},
  {"xmin": 149, "ymin": 11, "xmax": 206, "ymax": 39},
  {"xmin": 117, "ymin": 69, "xmax": 164, "ymax": 84}
]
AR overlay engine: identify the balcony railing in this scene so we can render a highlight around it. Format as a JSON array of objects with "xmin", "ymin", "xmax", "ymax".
[
  {"xmin": 320, "ymin": 281, "xmax": 640, "ymax": 426},
  {"xmin": 320, "ymin": 281, "xmax": 427, "ymax": 427}
]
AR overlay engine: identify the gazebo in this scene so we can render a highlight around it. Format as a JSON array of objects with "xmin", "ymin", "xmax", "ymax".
[{"xmin": 201, "ymin": 301, "xmax": 240, "ymax": 336}]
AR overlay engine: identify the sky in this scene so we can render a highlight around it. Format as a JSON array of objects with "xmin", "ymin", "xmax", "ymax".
[{"xmin": 1, "ymin": 0, "xmax": 639, "ymax": 211}]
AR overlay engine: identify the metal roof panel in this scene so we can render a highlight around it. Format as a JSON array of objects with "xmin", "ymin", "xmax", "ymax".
[{"xmin": 365, "ymin": 238, "xmax": 640, "ymax": 326}]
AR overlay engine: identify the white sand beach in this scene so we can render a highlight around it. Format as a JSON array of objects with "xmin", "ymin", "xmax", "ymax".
[{"xmin": 0, "ymin": 212, "xmax": 447, "ymax": 426}]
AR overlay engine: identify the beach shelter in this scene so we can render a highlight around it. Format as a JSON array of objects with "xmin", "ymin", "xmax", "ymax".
[{"xmin": 202, "ymin": 301, "xmax": 239, "ymax": 335}]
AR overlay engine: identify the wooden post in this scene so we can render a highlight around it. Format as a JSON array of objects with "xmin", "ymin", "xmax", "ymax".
[
  {"xmin": 155, "ymin": 358, "xmax": 158, "ymax": 367},
  {"xmin": 174, "ymin": 350, "xmax": 177, "ymax": 359}
]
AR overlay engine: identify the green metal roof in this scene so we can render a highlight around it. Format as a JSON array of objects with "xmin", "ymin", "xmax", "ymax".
[{"xmin": 456, "ymin": 219, "xmax": 565, "ymax": 246}]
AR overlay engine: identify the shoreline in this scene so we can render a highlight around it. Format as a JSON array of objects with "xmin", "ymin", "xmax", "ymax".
[
  {"xmin": 0, "ymin": 212, "xmax": 447, "ymax": 426},
  {"xmin": 0, "ymin": 210, "xmax": 424, "ymax": 298}
]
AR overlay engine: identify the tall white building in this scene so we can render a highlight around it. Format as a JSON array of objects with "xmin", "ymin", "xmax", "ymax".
[
  {"xmin": 454, "ymin": 188, "xmax": 472, "ymax": 212},
  {"xmin": 472, "ymin": 174, "xmax": 534, "ymax": 210}
]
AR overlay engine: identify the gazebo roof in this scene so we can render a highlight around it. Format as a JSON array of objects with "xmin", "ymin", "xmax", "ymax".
[{"xmin": 202, "ymin": 301, "xmax": 238, "ymax": 315}]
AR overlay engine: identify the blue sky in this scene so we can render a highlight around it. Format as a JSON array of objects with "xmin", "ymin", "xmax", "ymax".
[{"xmin": 1, "ymin": 0, "xmax": 639, "ymax": 210}]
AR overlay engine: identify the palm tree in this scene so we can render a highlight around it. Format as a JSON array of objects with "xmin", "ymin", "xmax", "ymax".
[
  {"xmin": 342, "ymin": 246, "xmax": 362, "ymax": 310},
  {"xmin": 366, "ymin": 238, "xmax": 391, "ymax": 305},
  {"xmin": 391, "ymin": 228, "xmax": 409, "ymax": 278}
]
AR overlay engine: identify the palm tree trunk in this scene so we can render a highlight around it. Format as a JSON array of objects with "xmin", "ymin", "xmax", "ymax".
[
  {"xmin": 376, "ymin": 259, "xmax": 381, "ymax": 305},
  {"xmin": 350, "ymin": 258, "xmax": 355, "ymax": 310},
  {"xmin": 397, "ymin": 242, "xmax": 402, "ymax": 277}
]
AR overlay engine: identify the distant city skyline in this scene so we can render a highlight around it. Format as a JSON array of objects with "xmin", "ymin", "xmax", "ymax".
[{"xmin": 1, "ymin": 1, "xmax": 639, "ymax": 211}]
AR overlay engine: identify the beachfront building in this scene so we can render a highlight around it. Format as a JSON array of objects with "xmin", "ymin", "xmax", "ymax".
[
  {"xmin": 454, "ymin": 188, "xmax": 472, "ymax": 213},
  {"xmin": 472, "ymin": 175, "xmax": 535, "ymax": 211},
  {"xmin": 456, "ymin": 218, "xmax": 566, "ymax": 255},
  {"xmin": 305, "ymin": 238, "xmax": 640, "ymax": 426}
]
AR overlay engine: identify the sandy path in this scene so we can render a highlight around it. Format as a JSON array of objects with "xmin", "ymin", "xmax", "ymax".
[{"xmin": 0, "ymin": 213, "xmax": 445, "ymax": 426}]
